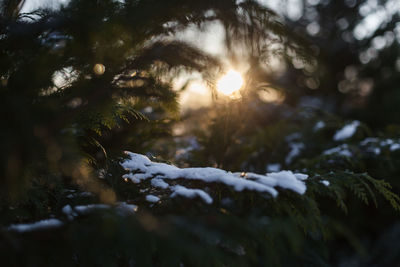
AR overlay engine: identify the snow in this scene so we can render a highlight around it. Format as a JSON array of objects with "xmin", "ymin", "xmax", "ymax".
[
  {"xmin": 7, "ymin": 203, "xmax": 138, "ymax": 232},
  {"xmin": 8, "ymin": 219, "xmax": 63, "ymax": 232},
  {"xmin": 360, "ymin": 137, "xmax": 379, "ymax": 145},
  {"xmin": 66, "ymin": 191, "xmax": 92, "ymax": 199},
  {"xmin": 313, "ymin": 121, "xmax": 325, "ymax": 132},
  {"xmin": 62, "ymin": 202, "xmax": 137, "ymax": 220},
  {"xmin": 381, "ymin": 139, "xmax": 394, "ymax": 146},
  {"xmin": 323, "ymin": 144, "xmax": 352, "ymax": 157},
  {"xmin": 368, "ymin": 147, "xmax": 381, "ymax": 155},
  {"xmin": 361, "ymin": 138, "xmax": 395, "ymax": 146},
  {"xmin": 170, "ymin": 185, "xmax": 213, "ymax": 204},
  {"xmin": 174, "ymin": 138, "xmax": 199, "ymax": 160},
  {"xmin": 360, "ymin": 137, "xmax": 400, "ymax": 152},
  {"xmin": 115, "ymin": 202, "xmax": 138, "ymax": 214},
  {"xmin": 321, "ymin": 180, "xmax": 330, "ymax": 186},
  {"xmin": 285, "ymin": 142, "xmax": 304, "ymax": 164},
  {"xmin": 62, "ymin": 204, "xmax": 77, "ymax": 220},
  {"xmin": 285, "ymin": 132, "xmax": 301, "ymax": 142},
  {"xmin": 146, "ymin": 195, "xmax": 160, "ymax": 203},
  {"xmin": 333, "ymin": 121, "xmax": 360, "ymax": 141},
  {"xmin": 390, "ymin": 143, "xmax": 400, "ymax": 151},
  {"xmin": 122, "ymin": 173, "xmax": 141, "ymax": 183},
  {"xmin": 294, "ymin": 173, "xmax": 309, "ymax": 181},
  {"xmin": 121, "ymin": 152, "xmax": 308, "ymax": 201},
  {"xmin": 151, "ymin": 178, "xmax": 169, "ymax": 189},
  {"xmin": 74, "ymin": 204, "xmax": 110, "ymax": 214},
  {"xmin": 258, "ymin": 171, "xmax": 307, "ymax": 194},
  {"xmin": 267, "ymin": 163, "xmax": 281, "ymax": 172}
]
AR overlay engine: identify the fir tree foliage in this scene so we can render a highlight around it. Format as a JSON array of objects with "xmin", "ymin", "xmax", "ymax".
[
  {"xmin": 1, "ymin": 0, "xmax": 400, "ymax": 266},
  {"xmin": 177, "ymin": 96, "xmax": 400, "ymax": 265},
  {"xmin": 0, "ymin": 0, "xmax": 303, "ymax": 198}
]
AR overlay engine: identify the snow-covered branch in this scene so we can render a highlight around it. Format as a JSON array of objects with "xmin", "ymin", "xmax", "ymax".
[{"xmin": 121, "ymin": 152, "xmax": 308, "ymax": 204}]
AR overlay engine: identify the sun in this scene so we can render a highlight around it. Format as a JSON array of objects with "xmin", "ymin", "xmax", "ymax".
[{"xmin": 217, "ymin": 70, "xmax": 244, "ymax": 96}]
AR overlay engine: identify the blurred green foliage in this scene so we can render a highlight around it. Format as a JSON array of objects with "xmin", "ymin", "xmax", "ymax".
[{"xmin": 1, "ymin": 0, "xmax": 400, "ymax": 266}]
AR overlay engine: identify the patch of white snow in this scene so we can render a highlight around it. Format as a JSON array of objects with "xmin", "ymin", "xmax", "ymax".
[
  {"xmin": 146, "ymin": 195, "xmax": 160, "ymax": 203},
  {"xmin": 121, "ymin": 152, "xmax": 309, "ymax": 198},
  {"xmin": 321, "ymin": 180, "xmax": 330, "ymax": 186},
  {"xmin": 294, "ymin": 173, "xmax": 309, "ymax": 181},
  {"xmin": 333, "ymin": 121, "xmax": 360, "ymax": 141},
  {"xmin": 261, "ymin": 171, "xmax": 307, "ymax": 194},
  {"xmin": 285, "ymin": 143, "xmax": 304, "ymax": 165},
  {"xmin": 62, "ymin": 204, "xmax": 77, "ymax": 220},
  {"xmin": 313, "ymin": 121, "xmax": 325, "ymax": 132},
  {"xmin": 390, "ymin": 143, "xmax": 400, "ymax": 151},
  {"xmin": 170, "ymin": 185, "xmax": 213, "ymax": 204},
  {"xmin": 323, "ymin": 144, "xmax": 352, "ymax": 157},
  {"xmin": 66, "ymin": 191, "xmax": 92, "ymax": 199},
  {"xmin": 116, "ymin": 202, "xmax": 138, "ymax": 214},
  {"xmin": 360, "ymin": 137, "xmax": 379, "ymax": 145},
  {"xmin": 151, "ymin": 178, "xmax": 169, "ymax": 189},
  {"xmin": 266, "ymin": 163, "xmax": 281, "ymax": 172},
  {"xmin": 74, "ymin": 204, "xmax": 110, "ymax": 214},
  {"xmin": 8, "ymin": 219, "xmax": 63, "ymax": 232}
]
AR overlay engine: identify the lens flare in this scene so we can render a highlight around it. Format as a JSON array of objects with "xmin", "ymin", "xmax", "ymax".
[
  {"xmin": 93, "ymin": 63, "xmax": 105, "ymax": 75},
  {"xmin": 217, "ymin": 70, "xmax": 244, "ymax": 95}
]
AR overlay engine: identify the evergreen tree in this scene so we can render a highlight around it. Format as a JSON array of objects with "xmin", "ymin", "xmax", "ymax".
[
  {"xmin": 1, "ymin": 0, "xmax": 400, "ymax": 266},
  {"xmin": 272, "ymin": 0, "xmax": 400, "ymax": 126}
]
